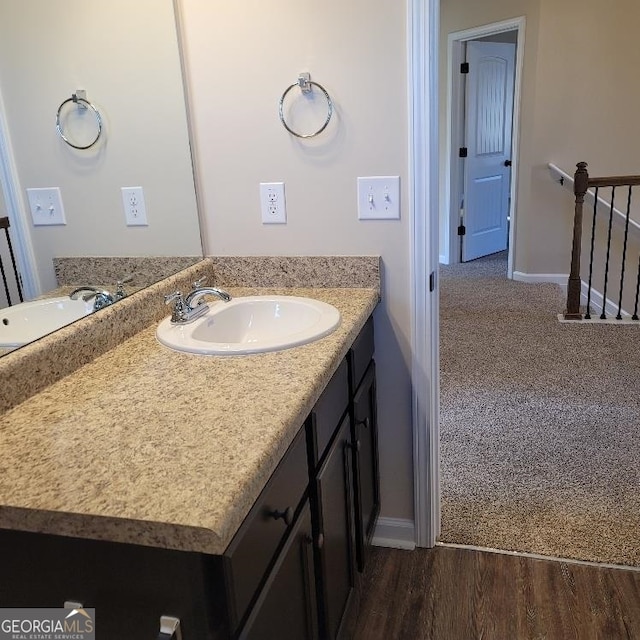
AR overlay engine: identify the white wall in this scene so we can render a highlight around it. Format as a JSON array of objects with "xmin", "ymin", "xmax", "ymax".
[
  {"xmin": 0, "ymin": 0, "xmax": 201, "ymax": 293},
  {"xmin": 520, "ymin": 0, "xmax": 640, "ymax": 275},
  {"xmin": 179, "ymin": 0, "xmax": 415, "ymax": 523}
]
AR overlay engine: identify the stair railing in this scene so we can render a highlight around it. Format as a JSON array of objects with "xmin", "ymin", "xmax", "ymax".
[
  {"xmin": 0, "ymin": 216, "xmax": 23, "ymax": 307},
  {"xmin": 564, "ymin": 162, "xmax": 640, "ymax": 320}
]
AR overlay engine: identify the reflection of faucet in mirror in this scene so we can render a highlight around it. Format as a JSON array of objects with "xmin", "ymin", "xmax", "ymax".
[
  {"xmin": 69, "ymin": 287, "xmax": 114, "ymax": 311},
  {"xmin": 114, "ymin": 275, "xmax": 134, "ymax": 301},
  {"xmin": 69, "ymin": 276, "xmax": 133, "ymax": 311}
]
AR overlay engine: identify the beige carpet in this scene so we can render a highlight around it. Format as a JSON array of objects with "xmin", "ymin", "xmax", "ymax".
[{"xmin": 439, "ymin": 252, "xmax": 640, "ymax": 566}]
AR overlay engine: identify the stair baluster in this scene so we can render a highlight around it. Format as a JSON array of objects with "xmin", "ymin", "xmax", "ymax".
[
  {"xmin": 564, "ymin": 163, "xmax": 640, "ymax": 321},
  {"xmin": 616, "ymin": 186, "xmax": 634, "ymax": 319}
]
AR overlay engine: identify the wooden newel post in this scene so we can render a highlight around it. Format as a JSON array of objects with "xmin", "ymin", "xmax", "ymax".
[{"xmin": 565, "ymin": 162, "xmax": 589, "ymax": 319}]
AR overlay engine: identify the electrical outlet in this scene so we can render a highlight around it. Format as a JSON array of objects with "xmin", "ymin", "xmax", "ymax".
[
  {"xmin": 121, "ymin": 186, "xmax": 148, "ymax": 226},
  {"xmin": 26, "ymin": 187, "xmax": 66, "ymax": 226},
  {"xmin": 260, "ymin": 182, "xmax": 286, "ymax": 224}
]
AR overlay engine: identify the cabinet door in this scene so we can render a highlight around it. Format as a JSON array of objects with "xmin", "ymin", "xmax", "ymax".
[
  {"xmin": 316, "ymin": 415, "xmax": 356, "ymax": 640},
  {"xmin": 239, "ymin": 500, "xmax": 317, "ymax": 640},
  {"xmin": 224, "ymin": 428, "xmax": 308, "ymax": 633},
  {"xmin": 0, "ymin": 529, "xmax": 223, "ymax": 639},
  {"xmin": 352, "ymin": 361, "xmax": 380, "ymax": 573}
]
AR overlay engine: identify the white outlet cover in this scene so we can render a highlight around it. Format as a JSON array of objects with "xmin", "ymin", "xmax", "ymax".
[
  {"xmin": 260, "ymin": 182, "xmax": 286, "ymax": 224},
  {"xmin": 26, "ymin": 187, "xmax": 66, "ymax": 226},
  {"xmin": 122, "ymin": 186, "xmax": 148, "ymax": 226},
  {"xmin": 357, "ymin": 176, "xmax": 401, "ymax": 220}
]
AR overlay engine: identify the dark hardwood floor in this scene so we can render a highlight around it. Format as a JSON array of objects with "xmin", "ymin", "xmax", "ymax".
[{"xmin": 352, "ymin": 545, "xmax": 640, "ymax": 640}]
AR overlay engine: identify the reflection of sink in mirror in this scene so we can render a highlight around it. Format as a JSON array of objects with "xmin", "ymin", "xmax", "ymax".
[
  {"xmin": 0, "ymin": 297, "xmax": 95, "ymax": 349},
  {"xmin": 156, "ymin": 296, "xmax": 341, "ymax": 355},
  {"xmin": 0, "ymin": 1, "xmax": 203, "ymax": 357}
]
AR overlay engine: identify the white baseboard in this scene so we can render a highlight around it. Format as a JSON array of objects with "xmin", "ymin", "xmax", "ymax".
[
  {"xmin": 510, "ymin": 271, "xmax": 631, "ymax": 319},
  {"xmin": 512, "ymin": 271, "xmax": 568, "ymax": 290},
  {"xmin": 371, "ymin": 517, "xmax": 416, "ymax": 550},
  {"xmin": 580, "ymin": 280, "xmax": 630, "ymax": 318},
  {"xmin": 439, "ymin": 253, "xmax": 448, "ymax": 265}
]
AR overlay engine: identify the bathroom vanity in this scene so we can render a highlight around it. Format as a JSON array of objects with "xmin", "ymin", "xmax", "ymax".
[{"xmin": 0, "ymin": 262, "xmax": 380, "ymax": 640}]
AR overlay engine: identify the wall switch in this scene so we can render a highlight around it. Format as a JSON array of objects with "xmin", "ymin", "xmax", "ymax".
[
  {"xmin": 26, "ymin": 187, "xmax": 66, "ymax": 226},
  {"xmin": 260, "ymin": 182, "xmax": 286, "ymax": 224},
  {"xmin": 121, "ymin": 186, "xmax": 148, "ymax": 226},
  {"xmin": 357, "ymin": 176, "xmax": 401, "ymax": 220}
]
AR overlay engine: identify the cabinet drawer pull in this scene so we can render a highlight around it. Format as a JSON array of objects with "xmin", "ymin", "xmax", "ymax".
[
  {"xmin": 270, "ymin": 506, "xmax": 294, "ymax": 526},
  {"xmin": 316, "ymin": 532, "xmax": 325, "ymax": 549},
  {"xmin": 357, "ymin": 417, "xmax": 371, "ymax": 430},
  {"xmin": 157, "ymin": 615, "xmax": 182, "ymax": 640},
  {"xmin": 348, "ymin": 439, "xmax": 361, "ymax": 453}
]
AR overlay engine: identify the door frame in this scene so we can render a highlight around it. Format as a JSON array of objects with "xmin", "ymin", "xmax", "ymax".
[
  {"xmin": 443, "ymin": 17, "xmax": 526, "ymax": 277},
  {"xmin": 408, "ymin": 0, "xmax": 440, "ymax": 548},
  {"xmin": 0, "ymin": 88, "xmax": 39, "ymax": 299}
]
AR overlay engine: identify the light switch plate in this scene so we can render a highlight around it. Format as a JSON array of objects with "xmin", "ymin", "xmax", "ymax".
[
  {"xmin": 26, "ymin": 187, "xmax": 66, "ymax": 226},
  {"xmin": 357, "ymin": 176, "xmax": 400, "ymax": 220}
]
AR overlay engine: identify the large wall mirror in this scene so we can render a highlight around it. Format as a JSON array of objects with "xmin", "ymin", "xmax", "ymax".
[{"xmin": 0, "ymin": 0, "xmax": 202, "ymax": 355}]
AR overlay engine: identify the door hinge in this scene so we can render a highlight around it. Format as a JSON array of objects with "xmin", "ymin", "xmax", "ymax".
[
  {"xmin": 429, "ymin": 271, "xmax": 436, "ymax": 292},
  {"xmin": 460, "ymin": 62, "xmax": 469, "ymax": 74},
  {"xmin": 459, "ymin": 147, "xmax": 468, "ymax": 158},
  {"xmin": 457, "ymin": 225, "xmax": 466, "ymax": 236}
]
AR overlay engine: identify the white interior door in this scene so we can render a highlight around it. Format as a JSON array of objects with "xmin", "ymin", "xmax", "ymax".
[{"xmin": 462, "ymin": 41, "xmax": 515, "ymax": 262}]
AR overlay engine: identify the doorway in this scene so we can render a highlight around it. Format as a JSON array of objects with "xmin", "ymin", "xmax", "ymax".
[
  {"xmin": 443, "ymin": 18, "xmax": 525, "ymax": 277},
  {"xmin": 0, "ymin": 98, "xmax": 39, "ymax": 303}
]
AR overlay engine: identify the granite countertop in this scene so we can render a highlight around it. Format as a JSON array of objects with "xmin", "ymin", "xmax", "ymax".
[{"xmin": 0, "ymin": 286, "xmax": 378, "ymax": 555}]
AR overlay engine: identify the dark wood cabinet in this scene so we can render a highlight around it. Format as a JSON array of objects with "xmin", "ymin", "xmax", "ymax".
[
  {"xmin": 223, "ymin": 428, "xmax": 309, "ymax": 634},
  {"xmin": 0, "ymin": 528, "xmax": 226, "ymax": 639},
  {"xmin": 238, "ymin": 500, "xmax": 317, "ymax": 640},
  {"xmin": 351, "ymin": 361, "xmax": 380, "ymax": 572},
  {"xmin": 314, "ymin": 414, "xmax": 356, "ymax": 640},
  {"xmin": 348, "ymin": 317, "xmax": 381, "ymax": 573},
  {"xmin": 0, "ymin": 316, "xmax": 379, "ymax": 640}
]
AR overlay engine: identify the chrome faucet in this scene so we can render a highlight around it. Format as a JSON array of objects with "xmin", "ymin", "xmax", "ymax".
[
  {"xmin": 114, "ymin": 275, "xmax": 134, "ymax": 301},
  {"xmin": 69, "ymin": 286, "xmax": 115, "ymax": 311},
  {"xmin": 69, "ymin": 275, "xmax": 133, "ymax": 311},
  {"xmin": 186, "ymin": 286, "xmax": 232, "ymax": 307},
  {"xmin": 164, "ymin": 278, "xmax": 231, "ymax": 324}
]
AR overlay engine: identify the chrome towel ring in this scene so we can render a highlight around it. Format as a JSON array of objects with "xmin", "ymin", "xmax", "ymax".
[
  {"xmin": 56, "ymin": 91, "xmax": 103, "ymax": 150},
  {"xmin": 278, "ymin": 73, "xmax": 333, "ymax": 139}
]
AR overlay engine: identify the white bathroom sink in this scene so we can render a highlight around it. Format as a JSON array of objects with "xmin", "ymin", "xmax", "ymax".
[
  {"xmin": 0, "ymin": 296, "xmax": 95, "ymax": 348},
  {"xmin": 156, "ymin": 295, "xmax": 341, "ymax": 355}
]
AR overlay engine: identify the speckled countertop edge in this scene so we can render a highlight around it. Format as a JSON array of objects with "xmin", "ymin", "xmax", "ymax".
[{"xmin": 0, "ymin": 286, "xmax": 379, "ymax": 554}]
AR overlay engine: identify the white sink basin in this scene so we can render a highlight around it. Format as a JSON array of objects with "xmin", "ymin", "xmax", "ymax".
[
  {"xmin": 0, "ymin": 296, "xmax": 95, "ymax": 348},
  {"xmin": 156, "ymin": 295, "xmax": 341, "ymax": 355}
]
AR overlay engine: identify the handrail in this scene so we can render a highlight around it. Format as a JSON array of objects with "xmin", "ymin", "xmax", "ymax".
[
  {"xmin": 589, "ymin": 175, "xmax": 640, "ymax": 188},
  {"xmin": 548, "ymin": 163, "xmax": 640, "ymax": 238},
  {"xmin": 0, "ymin": 215, "xmax": 24, "ymax": 305},
  {"xmin": 556, "ymin": 162, "xmax": 640, "ymax": 320}
]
